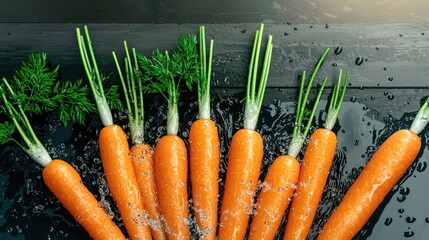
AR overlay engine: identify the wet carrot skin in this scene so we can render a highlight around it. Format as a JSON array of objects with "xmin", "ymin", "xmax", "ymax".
[
  {"xmin": 218, "ymin": 129, "xmax": 264, "ymax": 240},
  {"xmin": 248, "ymin": 155, "xmax": 300, "ymax": 240},
  {"xmin": 43, "ymin": 159, "xmax": 126, "ymax": 240},
  {"xmin": 317, "ymin": 129, "xmax": 421, "ymax": 240},
  {"xmin": 284, "ymin": 128, "xmax": 337, "ymax": 240},
  {"xmin": 99, "ymin": 124, "xmax": 152, "ymax": 240},
  {"xmin": 154, "ymin": 134, "xmax": 190, "ymax": 240},
  {"xmin": 131, "ymin": 143, "xmax": 166, "ymax": 240},
  {"xmin": 189, "ymin": 119, "xmax": 220, "ymax": 239}
]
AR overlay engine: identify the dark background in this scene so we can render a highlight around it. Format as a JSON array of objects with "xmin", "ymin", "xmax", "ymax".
[{"xmin": 1, "ymin": 1, "xmax": 429, "ymax": 240}]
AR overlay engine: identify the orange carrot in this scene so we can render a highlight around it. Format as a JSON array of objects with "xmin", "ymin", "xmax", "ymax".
[
  {"xmin": 189, "ymin": 119, "xmax": 220, "ymax": 239},
  {"xmin": 99, "ymin": 125, "xmax": 152, "ymax": 240},
  {"xmin": 248, "ymin": 155, "xmax": 299, "ymax": 240},
  {"xmin": 154, "ymin": 135, "xmax": 190, "ymax": 239},
  {"xmin": 0, "ymin": 75, "xmax": 126, "ymax": 240},
  {"xmin": 113, "ymin": 42, "xmax": 167, "ymax": 240},
  {"xmin": 77, "ymin": 27, "xmax": 152, "ymax": 240},
  {"xmin": 283, "ymin": 129, "xmax": 336, "ymax": 240},
  {"xmin": 218, "ymin": 129, "xmax": 264, "ymax": 239},
  {"xmin": 218, "ymin": 24, "xmax": 273, "ymax": 240},
  {"xmin": 317, "ymin": 129, "xmax": 421, "ymax": 240},
  {"xmin": 283, "ymin": 70, "xmax": 349, "ymax": 240},
  {"xmin": 188, "ymin": 26, "xmax": 219, "ymax": 239},
  {"xmin": 43, "ymin": 159, "xmax": 127, "ymax": 240},
  {"xmin": 131, "ymin": 144, "xmax": 165, "ymax": 239},
  {"xmin": 248, "ymin": 49, "xmax": 331, "ymax": 240},
  {"xmin": 137, "ymin": 34, "xmax": 200, "ymax": 239}
]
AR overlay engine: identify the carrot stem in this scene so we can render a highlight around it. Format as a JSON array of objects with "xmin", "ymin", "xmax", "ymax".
[
  {"xmin": 243, "ymin": 24, "xmax": 273, "ymax": 130},
  {"xmin": 76, "ymin": 26, "xmax": 113, "ymax": 127},
  {"xmin": 410, "ymin": 96, "xmax": 429, "ymax": 134},
  {"xmin": 198, "ymin": 26, "xmax": 214, "ymax": 120},
  {"xmin": 113, "ymin": 42, "xmax": 145, "ymax": 144},
  {"xmin": 288, "ymin": 48, "xmax": 330, "ymax": 158},
  {"xmin": 325, "ymin": 70, "xmax": 349, "ymax": 130}
]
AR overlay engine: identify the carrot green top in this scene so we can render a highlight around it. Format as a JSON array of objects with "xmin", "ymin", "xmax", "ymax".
[
  {"xmin": 288, "ymin": 48, "xmax": 330, "ymax": 158},
  {"xmin": 112, "ymin": 42, "xmax": 145, "ymax": 144},
  {"xmin": 243, "ymin": 24, "xmax": 274, "ymax": 131},
  {"xmin": 76, "ymin": 26, "xmax": 123, "ymax": 127},
  {"xmin": 137, "ymin": 35, "xmax": 199, "ymax": 135},
  {"xmin": 0, "ymin": 53, "xmax": 95, "ymax": 166},
  {"xmin": 325, "ymin": 69, "xmax": 349, "ymax": 130},
  {"xmin": 410, "ymin": 96, "xmax": 429, "ymax": 135},
  {"xmin": 195, "ymin": 26, "xmax": 214, "ymax": 120}
]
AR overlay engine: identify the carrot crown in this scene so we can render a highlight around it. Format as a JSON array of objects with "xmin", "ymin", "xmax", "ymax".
[
  {"xmin": 113, "ymin": 42, "xmax": 145, "ymax": 144},
  {"xmin": 195, "ymin": 26, "xmax": 214, "ymax": 120},
  {"xmin": 325, "ymin": 69, "xmax": 349, "ymax": 130},
  {"xmin": 137, "ymin": 35, "xmax": 199, "ymax": 135},
  {"xmin": 410, "ymin": 96, "xmax": 429, "ymax": 135},
  {"xmin": 0, "ymin": 54, "xmax": 95, "ymax": 166},
  {"xmin": 76, "ymin": 26, "xmax": 123, "ymax": 127},
  {"xmin": 288, "ymin": 48, "xmax": 330, "ymax": 158},
  {"xmin": 243, "ymin": 24, "xmax": 274, "ymax": 130}
]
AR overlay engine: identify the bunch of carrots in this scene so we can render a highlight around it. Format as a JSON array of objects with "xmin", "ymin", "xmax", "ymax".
[{"xmin": 1, "ymin": 23, "xmax": 428, "ymax": 240}]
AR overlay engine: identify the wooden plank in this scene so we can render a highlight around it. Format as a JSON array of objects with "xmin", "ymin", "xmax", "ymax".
[{"xmin": 0, "ymin": 23, "xmax": 428, "ymax": 88}]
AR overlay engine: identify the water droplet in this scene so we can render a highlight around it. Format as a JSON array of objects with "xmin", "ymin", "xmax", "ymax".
[
  {"xmin": 355, "ymin": 57, "xmax": 364, "ymax": 66},
  {"xmin": 387, "ymin": 95, "xmax": 394, "ymax": 100},
  {"xmin": 376, "ymin": 46, "xmax": 380, "ymax": 50},
  {"xmin": 406, "ymin": 216, "xmax": 416, "ymax": 223},
  {"xmin": 370, "ymin": 96, "xmax": 375, "ymax": 100},
  {"xmin": 334, "ymin": 46, "xmax": 343, "ymax": 55},
  {"xmin": 383, "ymin": 67, "xmax": 387, "ymax": 71},
  {"xmin": 398, "ymin": 208, "xmax": 405, "ymax": 213},
  {"xmin": 388, "ymin": 76, "xmax": 393, "ymax": 81},
  {"xmin": 362, "ymin": 106, "xmax": 368, "ymax": 110},
  {"xmin": 293, "ymin": 27, "xmax": 298, "ymax": 31},
  {"xmin": 422, "ymin": 32, "xmax": 425, "ymax": 36},
  {"xmin": 325, "ymin": 23, "xmax": 329, "ymax": 29},
  {"xmin": 384, "ymin": 91, "xmax": 389, "ymax": 96},
  {"xmin": 310, "ymin": 25, "xmax": 313, "ymax": 28},
  {"xmin": 400, "ymin": 187, "xmax": 410, "ymax": 196},
  {"xmin": 332, "ymin": 63, "xmax": 338, "ymax": 67},
  {"xmin": 384, "ymin": 217, "xmax": 393, "ymax": 226},
  {"xmin": 241, "ymin": 29, "xmax": 247, "ymax": 33},
  {"xmin": 404, "ymin": 231, "xmax": 414, "ymax": 238},
  {"xmin": 397, "ymin": 195, "xmax": 406, "ymax": 202},
  {"xmin": 399, "ymin": 34, "xmax": 403, "ymax": 37},
  {"xmin": 350, "ymin": 96, "xmax": 357, "ymax": 102},
  {"xmin": 284, "ymin": 32, "xmax": 289, "ymax": 36},
  {"xmin": 425, "ymin": 217, "xmax": 429, "ymax": 223},
  {"xmin": 416, "ymin": 161, "xmax": 427, "ymax": 172}
]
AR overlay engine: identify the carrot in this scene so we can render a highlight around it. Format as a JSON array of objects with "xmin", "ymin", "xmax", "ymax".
[
  {"xmin": 0, "ymin": 72, "xmax": 126, "ymax": 240},
  {"xmin": 248, "ymin": 155, "xmax": 299, "ymax": 240},
  {"xmin": 218, "ymin": 24, "xmax": 273, "ymax": 240},
  {"xmin": 113, "ymin": 42, "xmax": 166, "ymax": 240},
  {"xmin": 317, "ymin": 96, "xmax": 429, "ymax": 240},
  {"xmin": 248, "ymin": 49, "xmax": 331, "ymax": 240},
  {"xmin": 77, "ymin": 26, "xmax": 152, "ymax": 240},
  {"xmin": 137, "ymin": 34, "xmax": 200, "ymax": 239},
  {"xmin": 284, "ymin": 70, "xmax": 349, "ymax": 240},
  {"xmin": 154, "ymin": 135, "xmax": 189, "ymax": 239},
  {"xmin": 43, "ymin": 159, "xmax": 127, "ymax": 240},
  {"xmin": 188, "ymin": 26, "xmax": 219, "ymax": 239},
  {"xmin": 317, "ymin": 129, "xmax": 421, "ymax": 240}
]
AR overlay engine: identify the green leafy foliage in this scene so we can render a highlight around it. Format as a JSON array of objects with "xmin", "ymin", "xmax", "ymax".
[
  {"xmin": 0, "ymin": 121, "xmax": 15, "ymax": 144},
  {"xmin": 52, "ymin": 79, "xmax": 97, "ymax": 126},
  {"xmin": 12, "ymin": 53, "xmax": 59, "ymax": 114},
  {"xmin": 105, "ymin": 84, "xmax": 124, "ymax": 111},
  {"xmin": 137, "ymin": 34, "xmax": 199, "ymax": 101}
]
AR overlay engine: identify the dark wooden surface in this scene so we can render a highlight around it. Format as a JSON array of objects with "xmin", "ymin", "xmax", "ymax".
[{"xmin": 1, "ymin": 23, "xmax": 429, "ymax": 239}]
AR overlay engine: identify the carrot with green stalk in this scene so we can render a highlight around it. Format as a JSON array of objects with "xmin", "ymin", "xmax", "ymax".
[
  {"xmin": 248, "ymin": 48, "xmax": 331, "ymax": 240},
  {"xmin": 112, "ymin": 42, "xmax": 167, "ymax": 240},
  {"xmin": 217, "ymin": 24, "xmax": 273, "ymax": 240},
  {"xmin": 0, "ymin": 53, "xmax": 126, "ymax": 240},
  {"xmin": 188, "ymin": 26, "xmax": 219, "ymax": 240},
  {"xmin": 137, "ymin": 34, "xmax": 199, "ymax": 240},
  {"xmin": 283, "ymin": 69, "xmax": 349, "ymax": 240},
  {"xmin": 76, "ymin": 26, "xmax": 152, "ymax": 240},
  {"xmin": 317, "ymin": 92, "xmax": 427, "ymax": 240}
]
